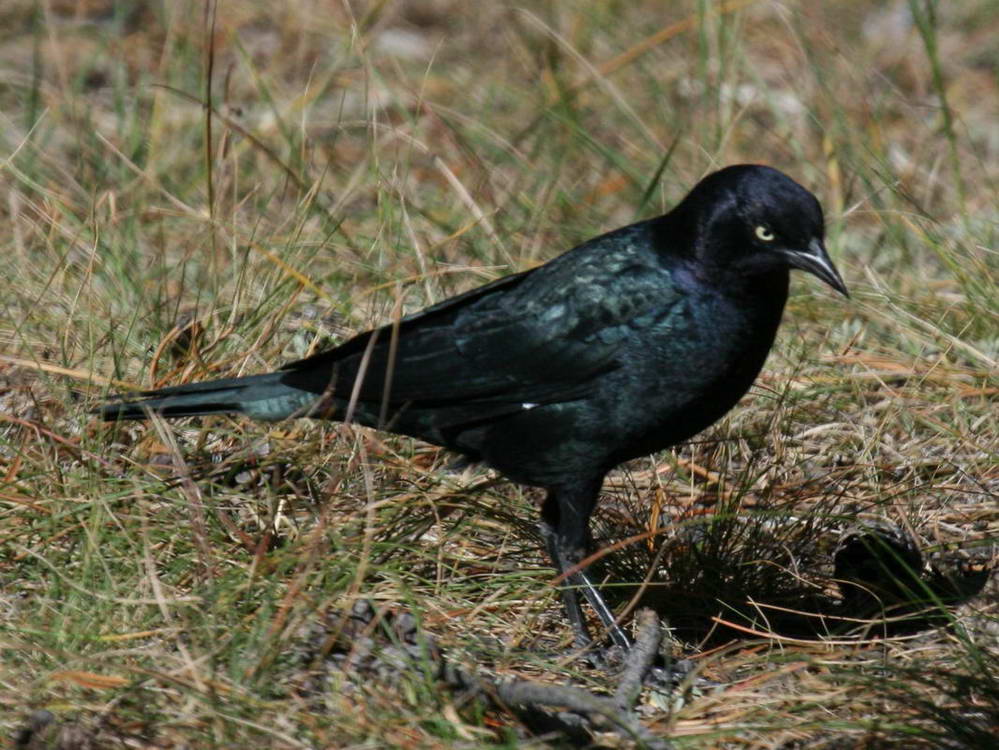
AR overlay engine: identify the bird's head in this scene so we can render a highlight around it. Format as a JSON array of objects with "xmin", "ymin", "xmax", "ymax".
[{"xmin": 677, "ymin": 164, "xmax": 849, "ymax": 297}]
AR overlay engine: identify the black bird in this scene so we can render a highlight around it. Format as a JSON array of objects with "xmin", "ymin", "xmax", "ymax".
[{"xmin": 99, "ymin": 165, "xmax": 848, "ymax": 651}]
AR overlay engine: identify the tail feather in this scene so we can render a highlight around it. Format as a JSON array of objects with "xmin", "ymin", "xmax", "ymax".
[{"xmin": 98, "ymin": 372, "xmax": 317, "ymax": 422}]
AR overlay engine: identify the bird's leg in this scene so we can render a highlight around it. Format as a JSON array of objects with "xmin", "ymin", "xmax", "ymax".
[
  {"xmin": 539, "ymin": 519, "xmax": 594, "ymax": 650},
  {"xmin": 541, "ymin": 483, "xmax": 632, "ymax": 653}
]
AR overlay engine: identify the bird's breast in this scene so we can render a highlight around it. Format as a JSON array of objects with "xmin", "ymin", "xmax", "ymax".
[{"xmin": 602, "ymin": 291, "xmax": 784, "ymax": 459}]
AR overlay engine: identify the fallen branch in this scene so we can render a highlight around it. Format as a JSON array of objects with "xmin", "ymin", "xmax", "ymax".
[{"xmin": 312, "ymin": 600, "xmax": 675, "ymax": 748}]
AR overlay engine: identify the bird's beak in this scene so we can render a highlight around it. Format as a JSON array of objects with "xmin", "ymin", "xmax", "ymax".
[{"xmin": 783, "ymin": 239, "xmax": 849, "ymax": 297}]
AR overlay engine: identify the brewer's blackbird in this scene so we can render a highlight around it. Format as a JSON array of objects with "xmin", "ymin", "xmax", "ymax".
[{"xmin": 99, "ymin": 164, "xmax": 848, "ymax": 651}]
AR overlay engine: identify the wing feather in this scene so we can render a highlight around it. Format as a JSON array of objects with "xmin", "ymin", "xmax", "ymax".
[{"xmin": 280, "ymin": 221, "xmax": 683, "ymax": 417}]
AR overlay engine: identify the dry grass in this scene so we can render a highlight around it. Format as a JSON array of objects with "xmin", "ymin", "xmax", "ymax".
[{"xmin": 1, "ymin": 1, "xmax": 996, "ymax": 747}]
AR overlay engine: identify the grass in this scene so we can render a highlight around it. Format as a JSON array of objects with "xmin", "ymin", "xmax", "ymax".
[{"xmin": 1, "ymin": 0, "xmax": 996, "ymax": 747}]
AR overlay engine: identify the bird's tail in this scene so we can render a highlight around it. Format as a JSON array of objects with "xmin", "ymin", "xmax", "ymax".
[{"xmin": 98, "ymin": 372, "xmax": 318, "ymax": 422}]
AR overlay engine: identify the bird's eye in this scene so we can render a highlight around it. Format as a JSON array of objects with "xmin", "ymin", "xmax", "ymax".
[{"xmin": 755, "ymin": 225, "xmax": 775, "ymax": 242}]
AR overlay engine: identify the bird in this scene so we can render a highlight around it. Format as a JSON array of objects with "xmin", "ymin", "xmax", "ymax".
[{"xmin": 99, "ymin": 164, "xmax": 849, "ymax": 653}]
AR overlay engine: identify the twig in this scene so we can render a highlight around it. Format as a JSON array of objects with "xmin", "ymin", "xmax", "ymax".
[
  {"xmin": 615, "ymin": 608, "xmax": 664, "ymax": 710},
  {"xmin": 321, "ymin": 601, "xmax": 674, "ymax": 749},
  {"xmin": 441, "ymin": 662, "xmax": 672, "ymax": 749}
]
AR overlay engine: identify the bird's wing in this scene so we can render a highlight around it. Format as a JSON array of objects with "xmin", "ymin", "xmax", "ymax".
[
  {"xmin": 280, "ymin": 245, "xmax": 682, "ymax": 410},
  {"xmin": 452, "ymin": 257, "xmax": 681, "ymax": 393},
  {"xmin": 278, "ymin": 268, "xmax": 532, "ymax": 400}
]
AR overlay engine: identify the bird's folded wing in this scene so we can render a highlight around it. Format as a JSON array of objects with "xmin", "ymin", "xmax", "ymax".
[{"xmin": 279, "ymin": 256, "xmax": 681, "ymax": 409}]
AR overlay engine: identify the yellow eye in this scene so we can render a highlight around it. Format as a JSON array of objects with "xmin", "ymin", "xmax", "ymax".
[{"xmin": 755, "ymin": 225, "xmax": 775, "ymax": 241}]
